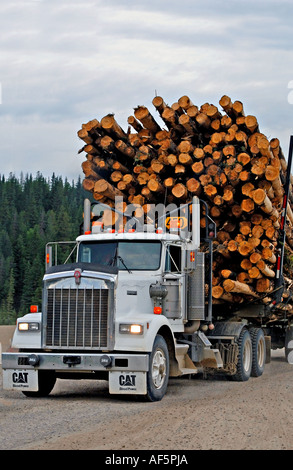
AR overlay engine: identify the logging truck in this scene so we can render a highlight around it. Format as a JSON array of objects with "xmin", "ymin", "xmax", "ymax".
[{"xmin": 2, "ymin": 190, "xmax": 293, "ymax": 401}]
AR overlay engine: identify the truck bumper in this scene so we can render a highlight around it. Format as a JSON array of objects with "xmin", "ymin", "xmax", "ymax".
[{"xmin": 1, "ymin": 351, "xmax": 149, "ymax": 395}]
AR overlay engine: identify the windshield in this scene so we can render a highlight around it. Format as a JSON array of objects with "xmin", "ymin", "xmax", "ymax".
[{"xmin": 78, "ymin": 241, "xmax": 161, "ymax": 271}]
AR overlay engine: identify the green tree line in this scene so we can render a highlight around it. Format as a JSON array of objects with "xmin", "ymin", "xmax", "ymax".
[{"xmin": 0, "ymin": 172, "xmax": 88, "ymax": 324}]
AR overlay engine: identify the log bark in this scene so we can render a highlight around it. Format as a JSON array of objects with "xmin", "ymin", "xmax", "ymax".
[
  {"xmin": 94, "ymin": 179, "xmax": 125, "ymax": 200},
  {"xmin": 223, "ymin": 279, "xmax": 258, "ymax": 297},
  {"xmin": 101, "ymin": 114, "xmax": 127, "ymax": 140}
]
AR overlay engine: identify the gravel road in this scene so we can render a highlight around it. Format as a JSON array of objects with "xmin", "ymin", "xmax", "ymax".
[{"xmin": 1, "ymin": 348, "xmax": 293, "ymax": 451}]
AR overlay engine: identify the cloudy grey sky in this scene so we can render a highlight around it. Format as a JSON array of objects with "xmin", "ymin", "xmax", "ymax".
[{"xmin": 0, "ymin": 0, "xmax": 293, "ymax": 182}]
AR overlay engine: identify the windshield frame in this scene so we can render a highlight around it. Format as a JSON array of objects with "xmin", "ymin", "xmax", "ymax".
[{"xmin": 77, "ymin": 240, "xmax": 162, "ymax": 272}]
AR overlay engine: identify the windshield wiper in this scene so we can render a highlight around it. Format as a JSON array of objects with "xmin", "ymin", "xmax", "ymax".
[
  {"xmin": 108, "ymin": 246, "xmax": 118, "ymax": 267},
  {"xmin": 117, "ymin": 255, "xmax": 132, "ymax": 273}
]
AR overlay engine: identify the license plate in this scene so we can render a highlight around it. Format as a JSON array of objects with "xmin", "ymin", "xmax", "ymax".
[
  {"xmin": 109, "ymin": 371, "xmax": 146, "ymax": 395},
  {"xmin": 3, "ymin": 369, "xmax": 38, "ymax": 391}
]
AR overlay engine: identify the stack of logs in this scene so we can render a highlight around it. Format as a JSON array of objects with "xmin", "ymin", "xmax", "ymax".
[{"xmin": 77, "ymin": 94, "xmax": 293, "ymax": 316}]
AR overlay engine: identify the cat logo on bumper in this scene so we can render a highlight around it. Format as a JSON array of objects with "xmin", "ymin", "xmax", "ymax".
[{"xmin": 109, "ymin": 371, "xmax": 146, "ymax": 395}]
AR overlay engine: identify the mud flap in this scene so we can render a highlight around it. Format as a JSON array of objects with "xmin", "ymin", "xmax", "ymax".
[
  {"xmin": 109, "ymin": 371, "xmax": 147, "ymax": 395},
  {"xmin": 3, "ymin": 369, "xmax": 38, "ymax": 391}
]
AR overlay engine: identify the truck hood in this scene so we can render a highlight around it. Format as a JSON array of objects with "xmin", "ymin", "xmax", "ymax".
[{"xmin": 45, "ymin": 262, "xmax": 118, "ymax": 277}]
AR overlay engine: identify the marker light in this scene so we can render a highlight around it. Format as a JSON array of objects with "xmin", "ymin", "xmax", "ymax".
[
  {"xmin": 154, "ymin": 306, "xmax": 162, "ymax": 315},
  {"xmin": 30, "ymin": 305, "xmax": 38, "ymax": 313},
  {"xmin": 170, "ymin": 218, "xmax": 181, "ymax": 229}
]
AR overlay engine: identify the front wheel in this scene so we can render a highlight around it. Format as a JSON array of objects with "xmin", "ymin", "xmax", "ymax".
[
  {"xmin": 145, "ymin": 335, "xmax": 169, "ymax": 402},
  {"xmin": 232, "ymin": 328, "xmax": 252, "ymax": 382}
]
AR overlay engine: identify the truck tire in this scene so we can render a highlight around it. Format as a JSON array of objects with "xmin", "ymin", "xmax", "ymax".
[
  {"xmin": 250, "ymin": 327, "xmax": 266, "ymax": 377},
  {"xmin": 285, "ymin": 325, "xmax": 293, "ymax": 364},
  {"xmin": 145, "ymin": 335, "xmax": 169, "ymax": 402},
  {"xmin": 232, "ymin": 328, "xmax": 252, "ymax": 382},
  {"xmin": 22, "ymin": 371, "xmax": 56, "ymax": 398}
]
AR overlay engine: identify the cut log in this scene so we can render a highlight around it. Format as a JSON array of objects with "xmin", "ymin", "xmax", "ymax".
[
  {"xmin": 134, "ymin": 106, "xmax": 161, "ymax": 134},
  {"xmin": 223, "ymin": 279, "xmax": 258, "ymax": 297},
  {"xmin": 241, "ymin": 198, "xmax": 255, "ymax": 213},
  {"xmin": 81, "ymin": 160, "xmax": 103, "ymax": 179},
  {"xmin": 232, "ymin": 100, "xmax": 244, "ymax": 117},
  {"xmin": 256, "ymin": 277, "xmax": 273, "ymax": 293},
  {"xmin": 172, "ymin": 183, "xmax": 188, "ymax": 200},
  {"xmin": 127, "ymin": 116, "xmax": 143, "ymax": 132},
  {"xmin": 186, "ymin": 178, "xmax": 201, "ymax": 195},
  {"xmin": 192, "ymin": 161, "xmax": 204, "ymax": 176},
  {"xmin": 82, "ymin": 178, "xmax": 95, "ymax": 192},
  {"xmin": 147, "ymin": 178, "xmax": 164, "ymax": 194},
  {"xmin": 77, "ymin": 128, "xmax": 93, "ymax": 144},
  {"xmin": 115, "ymin": 140, "xmax": 136, "ymax": 159},
  {"xmin": 256, "ymin": 260, "xmax": 275, "ymax": 278},
  {"xmin": 178, "ymin": 95, "xmax": 194, "ymax": 110},
  {"xmin": 219, "ymin": 95, "xmax": 233, "ymax": 114},
  {"xmin": 101, "ymin": 114, "xmax": 127, "ymax": 140},
  {"xmin": 179, "ymin": 114, "xmax": 197, "ymax": 134},
  {"xmin": 94, "ymin": 179, "xmax": 124, "ymax": 200},
  {"xmin": 152, "ymin": 96, "xmax": 167, "ymax": 114},
  {"xmin": 212, "ymin": 285, "xmax": 224, "ymax": 299},
  {"xmin": 245, "ymin": 115, "xmax": 258, "ymax": 133}
]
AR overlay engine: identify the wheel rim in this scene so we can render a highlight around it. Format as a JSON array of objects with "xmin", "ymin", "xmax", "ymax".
[
  {"xmin": 152, "ymin": 348, "xmax": 167, "ymax": 389},
  {"xmin": 243, "ymin": 338, "xmax": 252, "ymax": 373},
  {"xmin": 257, "ymin": 336, "xmax": 265, "ymax": 367}
]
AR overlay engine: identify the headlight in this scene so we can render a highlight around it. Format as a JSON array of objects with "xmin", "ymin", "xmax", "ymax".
[
  {"xmin": 119, "ymin": 323, "xmax": 144, "ymax": 335},
  {"xmin": 18, "ymin": 322, "xmax": 40, "ymax": 332}
]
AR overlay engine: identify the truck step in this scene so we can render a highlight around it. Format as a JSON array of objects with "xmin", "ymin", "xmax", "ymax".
[
  {"xmin": 179, "ymin": 368, "xmax": 198, "ymax": 375},
  {"xmin": 212, "ymin": 349, "xmax": 224, "ymax": 368},
  {"xmin": 175, "ymin": 343, "xmax": 198, "ymax": 374},
  {"xmin": 175, "ymin": 344, "xmax": 189, "ymax": 356}
]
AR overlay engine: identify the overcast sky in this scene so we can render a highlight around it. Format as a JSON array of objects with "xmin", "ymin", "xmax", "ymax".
[{"xmin": 0, "ymin": 0, "xmax": 293, "ymax": 182}]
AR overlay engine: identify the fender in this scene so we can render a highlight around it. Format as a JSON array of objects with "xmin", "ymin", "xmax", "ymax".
[
  {"xmin": 12, "ymin": 312, "xmax": 42, "ymax": 349},
  {"xmin": 207, "ymin": 321, "xmax": 246, "ymax": 340},
  {"xmin": 114, "ymin": 313, "xmax": 175, "ymax": 353}
]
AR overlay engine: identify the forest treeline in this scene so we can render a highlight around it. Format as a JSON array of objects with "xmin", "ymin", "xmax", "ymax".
[{"xmin": 0, "ymin": 172, "xmax": 89, "ymax": 324}]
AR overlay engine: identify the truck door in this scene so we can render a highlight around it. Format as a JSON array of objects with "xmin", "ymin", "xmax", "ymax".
[{"xmin": 163, "ymin": 244, "xmax": 185, "ymax": 319}]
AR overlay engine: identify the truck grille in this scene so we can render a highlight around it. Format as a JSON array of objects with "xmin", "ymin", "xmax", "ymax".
[{"xmin": 46, "ymin": 288, "xmax": 109, "ymax": 349}]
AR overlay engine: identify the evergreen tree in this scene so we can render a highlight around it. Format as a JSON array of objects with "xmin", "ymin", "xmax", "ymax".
[{"xmin": 0, "ymin": 172, "xmax": 85, "ymax": 323}]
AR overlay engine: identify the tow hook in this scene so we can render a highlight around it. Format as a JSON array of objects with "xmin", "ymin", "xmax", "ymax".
[{"xmin": 63, "ymin": 356, "xmax": 81, "ymax": 367}]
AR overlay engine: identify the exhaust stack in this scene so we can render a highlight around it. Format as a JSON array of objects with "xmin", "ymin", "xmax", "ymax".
[{"xmin": 83, "ymin": 198, "xmax": 91, "ymax": 234}]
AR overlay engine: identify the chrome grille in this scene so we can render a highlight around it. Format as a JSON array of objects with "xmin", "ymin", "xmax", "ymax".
[{"xmin": 46, "ymin": 288, "xmax": 109, "ymax": 349}]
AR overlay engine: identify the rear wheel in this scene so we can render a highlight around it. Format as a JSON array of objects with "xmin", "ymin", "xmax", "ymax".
[
  {"xmin": 22, "ymin": 371, "xmax": 56, "ymax": 398},
  {"xmin": 285, "ymin": 325, "xmax": 293, "ymax": 363},
  {"xmin": 232, "ymin": 328, "xmax": 252, "ymax": 382},
  {"xmin": 250, "ymin": 327, "xmax": 266, "ymax": 377},
  {"xmin": 145, "ymin": 335, "xmax": 169, "ymax": 402}
]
